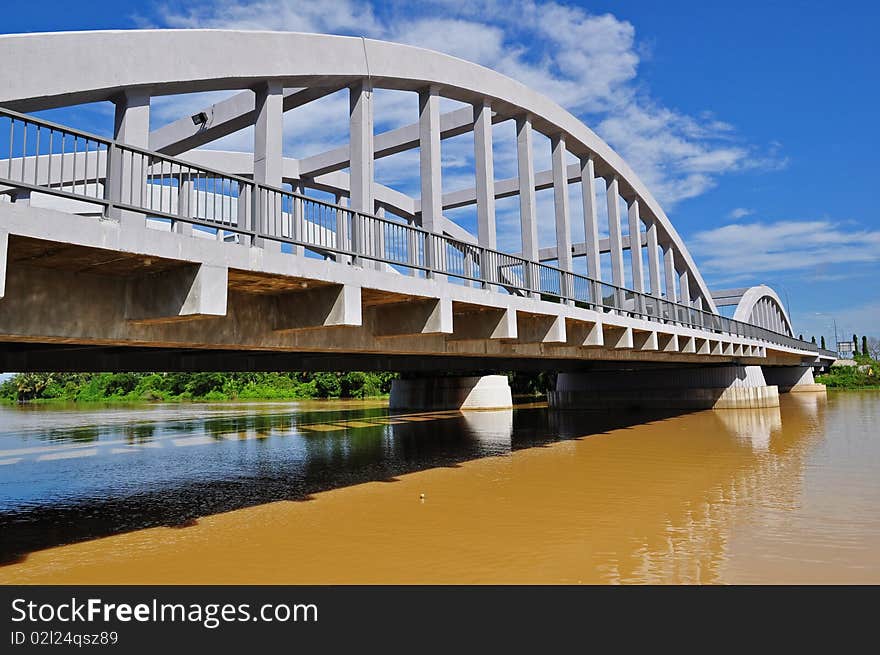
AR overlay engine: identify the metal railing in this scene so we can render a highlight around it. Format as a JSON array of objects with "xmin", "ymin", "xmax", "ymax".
[{"xmin": 0, "ymin": 106, "xmax": 817, "ymax": 354}]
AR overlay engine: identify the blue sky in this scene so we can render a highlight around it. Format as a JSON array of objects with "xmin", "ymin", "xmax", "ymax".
[{"xmin": 3, "ymin": 0, "xmax": 878, "ymax": 348}]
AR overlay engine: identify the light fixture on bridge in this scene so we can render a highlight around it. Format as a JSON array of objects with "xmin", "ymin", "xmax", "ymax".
[{"xmin": 191, "ymin": 111, "xmax": 208, "ymax": 126}]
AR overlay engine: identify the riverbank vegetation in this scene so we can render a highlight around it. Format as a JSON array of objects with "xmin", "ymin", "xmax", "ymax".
[
  {"xmin": 817, "ymin": 353, "xmax": 880, "ymax": 390},
  {"xmin": 0, "ymin": 372, "xmax": 398, "ymax": 403},
  {"xmin": 0, "ymin": 370, "xmax": 557, "ymax": 404}
]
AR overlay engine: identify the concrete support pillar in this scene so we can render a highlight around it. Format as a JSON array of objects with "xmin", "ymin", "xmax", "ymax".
[
  {"xmin": 580, "ymin": 156, "xmax": 601, "ymax": 282},
  {"xmin": 350, "ymin": 80, "xmax": 374, "ymax": 266},
  {"xmin": 646, "ymin": 221, "xmax": 662, "ymax": 298},
  {"xmin": 627, "ymin": 198, "xmax": 644, "ymax": 294},
  {"xmin": 762, "ymin": 366, "xmax": 826, "ymax": 393},
  {"xmin": 109, "ymin": 89, "xmax": 150, "ymax": 227},
  {"xmin": 253, "ymin": 80, "xmax": 283, "ymax": 251},
  {"xmin": 551, "ymin": 134, "xmax": 572, "ymax": 301},
  {"xmin": 551, "ymin": 365, "xmax": 780, "ymax": 410},
  {"xmin": 473, "ymin": 101, "xmax": 496, "ymax": 252},
  {"xmin": 516, "ymin": 115, "xmax": 539, "ymax": 294},
  {"xmin": 663, "ymin": 244, "xmax": 678, "ymax": 302},
  {"xmin": 606, "ymin": 177, "xmax": 625, "ymax": 288},
  {"xmin": 390, "ymin": 375, "xmax": 512, "ymax": 411}
]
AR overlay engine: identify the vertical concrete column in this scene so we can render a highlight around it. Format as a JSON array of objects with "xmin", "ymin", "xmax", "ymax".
[
  {"xmin": 113, "ymin": 89, "xmax": 150, "ymax": 147},
  {"xmin": 606, "ymin": 177, "xmax": 625, "ymax": 289},
  {"xmin": 473, "ymin": 101, "xmax": 496, "ymax": 251},
  {"xmin": 253, "ymin": 80, "xmax": 283, "ymax": 251},
  {"xmin": 473, "ymin": 101, "xmax": 496, "ymax": 290},
  {"xmin": 627, "ymin": 198, "xmax": 644, "ymax": 294},
  {"xmin": 350, "ymin": 80, "xmax": 374, "ymax": 266},
  {"xmin": 646, "ymin": 220, "xmax": 662, "ymax": 298},
  {"xmin": 551, "ymin": 134, "xmax": 573, "ymax": 302},
  {"xmin": 419, "ymin": 86, "xmax": 443, "ymax": 280},
  {"xmin": 109, "ymin": 89, "xmax": 150, "ymax": 227},
  {"xmin": 663, "ymin": 244, "xmax": 678, "ymax": 302},
  {"xmin": 679, "ymin": 269, "xmax": 691, "ymax": 309},
  {"xmin": 516, "ymin": 115, "xmax": 539, "ymax": 296},
  {"xmin": 580, "ymin": 155, "xmax": 601, "ymax": 282}
]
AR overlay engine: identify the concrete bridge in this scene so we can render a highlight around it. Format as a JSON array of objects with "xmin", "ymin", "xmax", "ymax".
[{"xmin": 0, "ymin": 30, "xmax": 834, "ymax": 409}]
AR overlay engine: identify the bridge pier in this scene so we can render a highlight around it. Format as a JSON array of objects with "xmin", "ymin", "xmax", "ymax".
[
  {"xmin": 762, "ymin": 365, "xmax": 826, "ymax": 393},
  {"xmin": 549, "ymin": 365, "xmax": 779, "ymax": 410},
  {"xmin": 389, "ymin": 375, "xmax": 513, "ymax": 411}
]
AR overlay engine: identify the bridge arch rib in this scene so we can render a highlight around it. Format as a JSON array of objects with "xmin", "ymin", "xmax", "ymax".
[
  {"xmin": 0, "ymin": 29, "xmax": 718, "ymax": 312},
  {"xmin": 712, "ymin": 285, "xmax": 794, "ymax": 337}
]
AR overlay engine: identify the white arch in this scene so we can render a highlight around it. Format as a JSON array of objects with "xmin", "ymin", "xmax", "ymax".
[
  {"xmin": 731, "ymin": 285, "xmax": 794, "ymax": 336},
  {"xmin": 0, "ymin": 29, "xmax": 717, "ymax": 311}
]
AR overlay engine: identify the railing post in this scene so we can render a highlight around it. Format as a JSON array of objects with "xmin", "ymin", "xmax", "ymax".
[
  {"xmin": 335, "ymin": 194, "xmax": 351, "ymax": 265},
  {"xmin": 407, "ymin": 219, "xmax": 419, "ymax": 276},
  {"xmin": 250, "ymin": 183, "xmax": 264, "ymax": 247},
  {"xmin": 103, "ymin": 141, "xmax": 121, "ymax": 219},
  {"xmin": 290, "ymin": 182, "xmax": 303, "ymax": 256},
  {"xmin": 373, "ymin": 204, "xmax": 386, "ymax": 271},
  {"xmin": 176, "ymin": 173, "xmax": 193, "ymax": 237},
  {"xmin": 236, "ymin": 181, "xmax": 252, "ymax": 247}
]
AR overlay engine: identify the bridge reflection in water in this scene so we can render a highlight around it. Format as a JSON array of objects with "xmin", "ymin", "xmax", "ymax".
[{"xmin": 2, "ymin": 391, "xmax": 875, "ymax": 584}]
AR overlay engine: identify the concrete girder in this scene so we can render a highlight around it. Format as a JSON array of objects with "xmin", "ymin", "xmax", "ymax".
[
  {"xmin": 124, "ymin": 263, "xmax": 228, "ymax": 323},
  {"xmin": 273, "ymin": 284, "xmax": 362, "ymax": 331},
  {"xmin": 632, "ymin": 329, "xmax": 658, "ymax": 351},
  {"xmin": 512, "ymin": 313, "xmax": 566, "ymax": 345},
  {"xmin": 373, "ymin": 298, "xmax": 453, "ymax": 337},
  {"xmin": 449, "ymin": 307, "xmax": 517, "ymax": 341},
  {"xmin": 565, "ymin": 319, "xmax": 604, "ymax": 348},
  {"xmin": 604, "ymin": 325, "xmax": 633, "ymax": 350}
]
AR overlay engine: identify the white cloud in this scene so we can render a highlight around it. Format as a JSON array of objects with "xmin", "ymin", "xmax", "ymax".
[
  {"xmin": 728, "ymin": 207, "xmax": 752, "ymax": 219},
  {"xmin": 689, "ymin": 219, "xmax": 880, "ymax": 281}
]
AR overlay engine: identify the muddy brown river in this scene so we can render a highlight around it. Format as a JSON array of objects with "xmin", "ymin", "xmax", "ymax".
[{"xmin": 0, "ymin": 391, "xmax": 877, "ymax": 583}]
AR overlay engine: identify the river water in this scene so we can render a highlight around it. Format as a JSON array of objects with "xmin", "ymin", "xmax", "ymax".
[{"xmin": 0, "ymin": 391, "xmax": 877, "ymax": 584}]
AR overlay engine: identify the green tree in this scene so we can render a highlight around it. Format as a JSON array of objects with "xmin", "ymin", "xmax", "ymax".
[
  {"xmin": 821, "ymin": 336, "xmax": 826, "ymax": 349},
  {"xmin": 798, "ymin": 333, "xmax": 803, "ymax": 340},
  {"xmin": 811, "ymin": 336, "xmax": 817, "ymax": 344},
  {"xmin": 862, "ymin": 335, "xmax": 869, "ymax": 358},
  {"xmin": 853, "ymin": 333, "xmax": 859, "ymax": 356}
]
